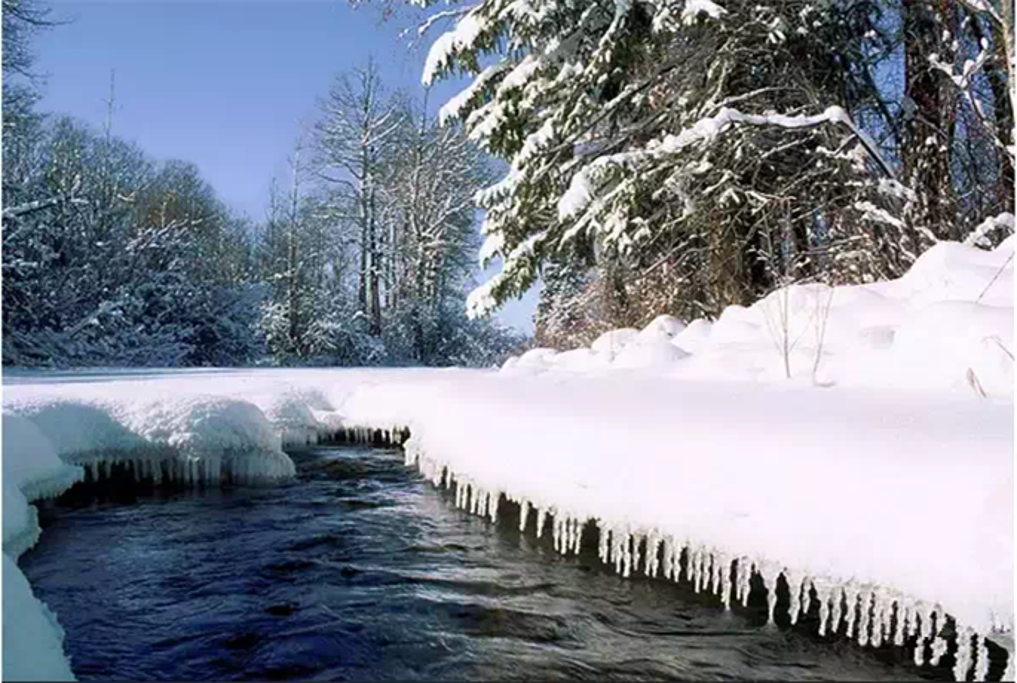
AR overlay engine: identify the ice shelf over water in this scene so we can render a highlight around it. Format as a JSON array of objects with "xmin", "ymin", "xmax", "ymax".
[{"xmin": 2, "ymin": 238, "xmax": 1014, "ymax": 680}]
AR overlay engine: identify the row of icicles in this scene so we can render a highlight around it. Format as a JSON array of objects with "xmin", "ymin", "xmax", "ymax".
[
  {"xmin": 401, "ymin": 438, "xmax": 1011, "ymax": 682},
  {"xmin": 75, "ymin": 451, "xmax": 293, "ymax": 487}
]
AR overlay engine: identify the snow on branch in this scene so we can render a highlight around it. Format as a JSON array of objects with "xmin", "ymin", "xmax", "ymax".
[
  {"xmin": 559, "ymin": 105, "xmax": 897, "ymax": 220},
  {"xmin": 422, "ymin": 6, "xmax": 488, "ymax": 87},
  {"xmin": 466, "ymin": 230, "xmax": 547, "ymax": 317},
  {"xmin": 964, "ymin": 212, "xmax": 1015, "ymax": 248},
  {"xmin": 439, "ymin": 62, "xmax": 509, "ymax": 125}
]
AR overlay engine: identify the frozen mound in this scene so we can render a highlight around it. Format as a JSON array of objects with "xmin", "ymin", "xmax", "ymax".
[
  {"xmin": 553, "ymin": 348, "xmax": 613, "ymax": 373},
  {"xmin": 2, "ymin": 414, "xmax": 84, "ymax": 503},
  {"xmin": 531, "ymin": 239, "xmax": 1013, "ymax": 399},
  {"xmin": 4, "ymin": 482, "xmax": 40, "ymax": 560},
  {"xmin": 3, "ymin": 554, "xmax": 75, "ymax": 681},
  {"xmin": 591, "ymin": 328, "xmax": 640, "ymax": 358},
  {"xmin": 517, "ymin": 347, "xmax": 558, "ymax": 368},
  {"xmin": 635, "ymin": 314, "xmax": 686, "ymax": 344},
  {"xmin": 612, "ymin": 340, "xmax": 690, "ymax": 370},
  {"xmin": 672, "ymin": 318, "xmax": 713, "ymax": 353},
  {"xmin": 4, "ymin": 394, "xmax": 295, "ymax": 487}
]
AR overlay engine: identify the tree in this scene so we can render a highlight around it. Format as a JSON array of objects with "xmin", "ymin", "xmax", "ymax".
[
  {"xmin": 315, "ymin": 59, "xmax": 405, "ymax": 337},
  {"xmin": 413, "ymin": 0, "xmax": 1011, "ymax": 346}
]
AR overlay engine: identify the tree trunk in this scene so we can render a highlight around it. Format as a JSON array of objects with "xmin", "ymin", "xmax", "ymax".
[{"xmin": 901, "ymin": 0, "xmax": 957, "ymax": 239}]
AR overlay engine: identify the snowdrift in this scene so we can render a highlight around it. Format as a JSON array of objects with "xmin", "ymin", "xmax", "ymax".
[
  {"xmin": 2, "ymin": 239, "xmax": 1013, "ymax": 680},
  {"xmin": 504, "ymin": 238, "xmax": 1015, "ymax": 402}
]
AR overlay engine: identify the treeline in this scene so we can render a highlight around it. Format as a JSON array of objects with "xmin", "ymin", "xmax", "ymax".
[
  {"xmin": 417, "ymin": 0, "xmax": 1014, "ymax": 348},
  {"xmin": 1, "ymin": 0, "xmax": 525, "ymax": 368}
]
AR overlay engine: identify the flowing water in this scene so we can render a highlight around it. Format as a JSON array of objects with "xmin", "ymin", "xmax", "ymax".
[{"xmin": 21, "ymin": 446, "xmax": 954, "ymax": 681}]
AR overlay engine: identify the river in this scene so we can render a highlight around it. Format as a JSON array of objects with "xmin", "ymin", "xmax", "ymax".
[{"xmin": 20, "ymin": 445, "xmax": 952, "ymax": 681}]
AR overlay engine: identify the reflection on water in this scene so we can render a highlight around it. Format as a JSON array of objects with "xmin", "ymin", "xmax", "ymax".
[{"xmin": 21, "ymin": 447, "xmax": 954, "ymax": 681}]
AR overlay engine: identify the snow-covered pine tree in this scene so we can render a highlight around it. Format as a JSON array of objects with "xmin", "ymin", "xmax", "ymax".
[{"xmin": 415, "ymin": 0, "xmax": 953, "ymax": 327}]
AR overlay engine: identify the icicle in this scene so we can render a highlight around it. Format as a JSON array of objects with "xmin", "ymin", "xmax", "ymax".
[
  {"xmin": 707, "ymin": 552, "xmax": 719, "ymax": 595},
  {"xmin": 611, "ymin": 527, "xmax": 623, "ymax": 573},
  {"xmin": 894, "ymin": 598, "xmax": 912, "ymax": 647},
  {"xmin": 536, "ymin": 507, "xmax": 547, "ymax": 539},
  {"xmin": 784, "ymin": 570, "xmax": 801, "ymax": 624},
  {"xmin": 571, "ymin": 518, "xmax": 582, "ymax": 554},
  {"xmin": 614, "ymin": 532, "xmax": 630, "ymax": 573},
  {"xmin": 661, "ymin": 536, "xmax": 674, "ymax": 580},
  {"xmin": 632, "ymin": 533, "xmax": 644, "ymax": 574},
  {"xmin": 857, "ymin": 589, "xmax": 874, "ymax": 647},
  {"xmin": 829, "ymin": 583, "xmax": 844, "ymax": 636},
  {"xmin": 489, "ymin": 492, "xmax": 499, "ymax": 524},
  {"xmin": 673, "ymin": 542, "xmax": 684, "ymax": 583},
  {"xmin": 598, "ymin": 523, "xmax": 609, "ymax": 563},
  {"xmin": 520, "ymin": 500, "xmax": 530, "ymax": 533},
  {"xmin": 690, "ymin": 547, "xmax": 702, "ymax": 592},
  {"xmin": 644, "ymin": 531, "xmax": 659, "ymax": 577},
  {"xmin": 758, "ymin": 562, "xmax": 781, "ymax": 625},
  {"xmin": 738, "ymin": 557, "xmax": 752, "ymax": 607},
  {"xmin": 930, "ymin": 636, "xmax": 949, "ymax": 667},
  {"xmin": 913, "ymin": 602, "xmax": 932, "ymax": 666},
  {"xmin": 717, "ymin": 554, "xmax": 732, "ymax": 610},
  {"xmin": 814, "ymin": 579, "xmax": 832, "ymax": 636},
  {"xmin": 871, "ymin": 589, "xmax": 888, "ymax": 647},
  {"xmin": 953, "ymin": 626, "xmax": 975, "ymax": 681},
  {"xmin": 552, "ymin": 516, "xmax": 562, "ymax": 553}
]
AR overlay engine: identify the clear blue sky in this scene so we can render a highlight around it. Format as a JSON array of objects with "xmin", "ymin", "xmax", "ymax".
[{"xmin": 33, "ymin": 0, "xmax": 539, "ymax": 332}]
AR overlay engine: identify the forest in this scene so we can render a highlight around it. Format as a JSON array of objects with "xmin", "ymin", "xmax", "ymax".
[
  {"xmin": 411, "ymin": 0, "xmax": 1013, "ymax": 348},
  {"xmin": 2, "ymin": 0, "xmax": 1013, "ymax": 367},
  {"xmin": 1, "ymin": 0, "xmax": 525, "ymax": 367}
]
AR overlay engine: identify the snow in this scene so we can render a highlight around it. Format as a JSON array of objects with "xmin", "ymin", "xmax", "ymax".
[
  {"xmin": 590, "ymin": 327, "xmax": 640, "ymax": 358},
  {"xmin": 3, "ymin": 555, "xmax": 75, "ymax": 681},
  {"xmin": 965, "ymin": 212, "xmax": 1015, "ymax": 249},
  {"xmin": 422, "ymin": 10, "xmax": 489, "ymax": 87},
  {"xmin": 3, "ymin": 239, "xmax": 1013, "ymax": 680},
  {"xmin": 681, "ymin": 0, "xmax": 726, "ymax": 24}
]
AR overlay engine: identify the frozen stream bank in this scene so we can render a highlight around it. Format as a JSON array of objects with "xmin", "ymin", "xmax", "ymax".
[{"xmin": 2, "ymin": 364, "xmax": 1012, "ymax": 680}]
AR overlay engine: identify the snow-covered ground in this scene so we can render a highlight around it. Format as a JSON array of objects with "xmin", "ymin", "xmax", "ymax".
[{"xmin": 3, "ymin": 239, "xmax": 1013, "ymax": 680}]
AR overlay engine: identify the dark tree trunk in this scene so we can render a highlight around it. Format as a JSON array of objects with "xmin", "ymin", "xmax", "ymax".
[{"xmin": 901, "ymin": 0, "xmax": 957, "ymax": 239}]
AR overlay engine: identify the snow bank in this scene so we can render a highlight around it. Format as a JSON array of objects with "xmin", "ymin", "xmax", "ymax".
[
  {"xmin": 342, "ymin": 372, "xmax": 1013, "ymax": 681},
  {"xmin": 2, "ymin": 414, "xmax": 84, "ymax": 680},
  {"xmin": 499, "ymin": 238, "xmax": 1014, "ymax": 399},
  {"xmin": 3, "ymin": 554, "xmax": 75, "ymax": 681}
]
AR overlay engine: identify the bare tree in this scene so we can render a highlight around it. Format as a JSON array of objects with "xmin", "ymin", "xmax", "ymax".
[{"xmin": 314, "ymin": 59, "xmax": 404, "ymax": 336}]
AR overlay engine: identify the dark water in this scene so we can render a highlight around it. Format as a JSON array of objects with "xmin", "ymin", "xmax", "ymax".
[{"xmin": 21, "ymin": 446, "xmax": 953, "ymax": 681}]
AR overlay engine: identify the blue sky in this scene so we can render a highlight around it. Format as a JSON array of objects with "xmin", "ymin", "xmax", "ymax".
[{"xmin": 33, "ymin": 0, "xmax": 539, "ymax": 332}]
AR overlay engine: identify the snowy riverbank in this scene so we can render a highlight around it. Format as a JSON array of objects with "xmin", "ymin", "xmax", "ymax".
[{"xmin": 3, "ymin": 238, "xmax": 1013, "ymax": 680}]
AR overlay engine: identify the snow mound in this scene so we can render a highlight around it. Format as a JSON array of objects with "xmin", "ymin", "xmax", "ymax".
[
  {"xmin": 553, "ymin": 348, "xmax": 613, "ymax": 373},
  {"xmin": 2, "ymin": 414, "xmax": 84, "ymax": 504},
  {"xmin": 612, "ymin": 340, "xmax": 691, "ymax": 370},
  {"xmin": 517, "ymin": 347, "xmax": 559, "ymax": 367},
  {"xmin": 5, "ymin": 395, "xmax": 295, "ymax": 487},
  {"xmin": 3, "ymin": 554, "xmax": 75, "ymax": 681},
  {"xmin": 637, "ymin": 314, "xmax": 686, "ymax": 343},
  {"xmin": 591, "ymin": 328, "xmax": 640, "ymax": 357},
  {"xmin": 672, "ymin": 318, "xmax": 713, "ymax": 353}
]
